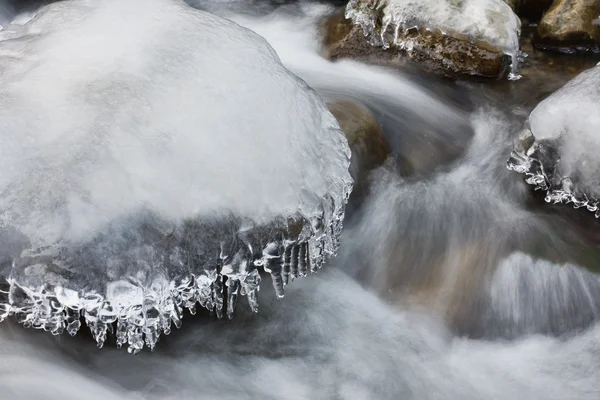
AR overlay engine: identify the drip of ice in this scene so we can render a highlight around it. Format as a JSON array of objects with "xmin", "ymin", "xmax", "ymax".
[
  {"xmin": 507, "ymin": 66, "xmax": 600, "ymax": 216},
  {"xmin": 345, "ymin": 0, "xmax": 522, "ymax": 79},
  {"xmin": 0, "ymin": 0, "xmax": 352, "ymax": 353}
]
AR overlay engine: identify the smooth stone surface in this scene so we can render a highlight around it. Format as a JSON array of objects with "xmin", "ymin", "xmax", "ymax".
[{"xmin": 536, "ymin": 0, "xmax": 600, "ymax": 53}]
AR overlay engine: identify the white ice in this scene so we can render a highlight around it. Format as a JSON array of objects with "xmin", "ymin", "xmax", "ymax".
[
  {"xmin": 0, "ymin": 0, "xmax": 352, "ymax": 351},
  {"xmin": 0, "ymin": 0, "xmax": 351, "ymax": 246}
]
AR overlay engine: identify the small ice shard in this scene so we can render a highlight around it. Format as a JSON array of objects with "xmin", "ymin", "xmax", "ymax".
[
  {"xmin": 0, "ymin": 0, "xmax": 352, "ymax": 352},
  {"xmin": 507, "ymin": 65, "xmax": 600, "ymax": 216},
  {"xmin": 343, "ymin": 0, "xmax": 522, "ymax": 79}
]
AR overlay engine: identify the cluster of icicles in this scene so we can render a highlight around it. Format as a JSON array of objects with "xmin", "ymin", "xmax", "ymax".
[
  {"xmin": 0, "ymin": 206, "xmax": 346, "ymax": 354},
  {"xmin": 507, "ymin": 134, "xmax": 600, "ymax": 218}
]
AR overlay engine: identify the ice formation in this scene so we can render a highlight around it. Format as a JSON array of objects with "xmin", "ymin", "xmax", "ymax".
[
  {"xmin": 345, "ymin": 0, "xmax": 522, "ymax": 79},
  {"xmin": 0, "ymin": 0, "xmax": 352, "ymax": 353},
  {"xmin": 507, "ymin": 66, "xmax": 600, "ymax": 216}
]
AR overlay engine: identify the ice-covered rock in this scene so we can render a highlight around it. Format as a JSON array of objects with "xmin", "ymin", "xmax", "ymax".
[
  {"xmin": 323, "ymin": 0, "xmax": 522, "ymax": 79},
  {"xmin": 535, "ymin": 0, "xmax": 600, "ymax": 53},
  {"xmin": 508, "ymin": 65, "xmax": 600, "ymax": 216},
  {"xmin": 0, "ymin": 0, "xmax": 352, "ymax": 353},
  {"xmin": 519, "ymin": 0, "xmax": 554, "ymax": 20}
]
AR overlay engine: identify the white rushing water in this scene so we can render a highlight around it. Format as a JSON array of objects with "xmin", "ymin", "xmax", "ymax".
[{"xmin": 1, "ymin": 0, "xmax": 600, "ymax": 399}]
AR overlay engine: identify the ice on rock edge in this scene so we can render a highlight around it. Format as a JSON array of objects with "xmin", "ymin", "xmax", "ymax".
[
  {"xmin": 0, "ymin": 0, "xmax": 352, "ymax": 353},
  {"xmin": 507, "ymin": 66, "xmax": 600, "ymax": 216},
  {"xmin": 345, "ymin": 0, "xmax": 522, "ymax": 79}
]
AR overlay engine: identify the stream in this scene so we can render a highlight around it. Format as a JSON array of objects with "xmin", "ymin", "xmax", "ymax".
[{"xmin": 2, "ymin": 1, "xmax": 600, "ymax": 399}]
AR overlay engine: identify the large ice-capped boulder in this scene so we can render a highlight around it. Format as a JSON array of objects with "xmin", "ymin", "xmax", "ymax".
[
  {"xmin": 322, "ymin": 0, "xmax": 522, "ymax": 79},
  {"xmin": 508, "ymin": 65, "xmax": 600, "ymax": 215},
  {"xmin": 0, "ymin": 0, "xmax": 353, "ymax": 353}
]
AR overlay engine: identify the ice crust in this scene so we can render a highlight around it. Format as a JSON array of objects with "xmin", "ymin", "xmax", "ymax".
[
  {"xmin": 0, "ymin": 0, "xmax": 352, "ymax": 352},
  {"xmin": 508, "ymin": 66, "xmax": 600, "ymax": 216},
  {"xmin": 345, "ymin": 0, "xmax": 522, "ymax": 79}
]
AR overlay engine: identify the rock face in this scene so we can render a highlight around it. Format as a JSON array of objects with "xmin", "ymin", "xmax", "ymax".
[
  {"xmin": 322, "ymin": 0, "xmax": 522, "ymax": 79},
  {"xmin": 507, "ymin": 66, "xmax": 600, "ymax": 216},
  {"xmin": 327, "ymin": 99, "xmax": 389, "ymax": 198},
  {"xmin": 536, "ymin": 0, "xmax": 600, "ymax": 52}
]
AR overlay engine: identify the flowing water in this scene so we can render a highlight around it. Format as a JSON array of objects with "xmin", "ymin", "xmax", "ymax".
[{"xmin": 3, "ymin": 1, "xmax": 600, "ymax": 399}]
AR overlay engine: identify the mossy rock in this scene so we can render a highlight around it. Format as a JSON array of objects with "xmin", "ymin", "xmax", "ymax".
[{"xmin": 322, "ymin": 10, "xmax": 510, "ymax": 79}]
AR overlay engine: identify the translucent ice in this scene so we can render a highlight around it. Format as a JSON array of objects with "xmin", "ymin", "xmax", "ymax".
[
  {"xmin": 0, "ymin": 0, "xmax": 352, "ymax": 352},
  {"xmin": 508, "ymin": 66, "xmax": 600, "ymax": 216},
  {"xmin": 345, "ymin": 0, "xmax": 522, "ymax": 79}
]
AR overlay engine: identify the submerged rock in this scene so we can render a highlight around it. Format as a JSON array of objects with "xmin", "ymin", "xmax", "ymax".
[
  {"xmin": 507, "ymin": 65, "xmax": 600, "ymax": 216},
  {"xmin": 0, "ymin": 0, "xmax": 353, "ymax": 353},
  {"xmin": 535, "ymin": 0, "xmax": 600, "ymax": 53},
  {"xmin": 322, "ymin": 0, "xmax": 522, "ymax": 79},
  {"xmin": 327, "ymin": 99, "xmax": 389, "ymax": 199}
]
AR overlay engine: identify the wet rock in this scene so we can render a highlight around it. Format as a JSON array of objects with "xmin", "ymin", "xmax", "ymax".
[
  {"xmin": 322, "ymin": 1, "xmax": 521, "ymax": 79},
  {"xmin": 327, "ymin": 99, "xmax": 390, "ymax": 198},
  {"xmin": 535, "ymin": 0, "xmax": 600, "ymax": 53}
]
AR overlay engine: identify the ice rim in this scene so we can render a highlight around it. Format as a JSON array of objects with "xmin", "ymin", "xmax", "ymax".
[
  {"xmin": 0, "ymin": 196, "xmax": 351, "ymax": 354},
  {"xmin": 507, "ymin": 128, "xmax": 600, "ymax": 217},
  {"xmin": 344, "ymin": 0, "xmax": 524, "ymax": 80}
]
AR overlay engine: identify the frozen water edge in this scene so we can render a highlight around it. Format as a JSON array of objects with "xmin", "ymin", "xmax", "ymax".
[
  {"xmin": 0, "ymin": 205, "xmax": 349, "ymax": 354},
  {"xmin": 508, "ymin": 146, "xmax": 600, "ymax": 217},
  {"xmin": 345, "ymin": 0, "xmax": 522, "ymax": 79},
  {"xmin": 506, "ymin": 132, "xmax": 596, "ymax": 214},
  {"xmin": 0, "ymin": 0, "xmax": 352, "ymax": 353}
]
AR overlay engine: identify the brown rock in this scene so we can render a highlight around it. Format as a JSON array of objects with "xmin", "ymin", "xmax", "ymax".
[
  {"xmin": 536, "ymin": 0, "xmax": 600, "ymax": 52},
  {"xmin": 327, "ymin": 99, "xmax": 389, "ymax": 197},
  {"xmin": 322, "ymin": 10, "xmax": 511, "ymax": 79}
]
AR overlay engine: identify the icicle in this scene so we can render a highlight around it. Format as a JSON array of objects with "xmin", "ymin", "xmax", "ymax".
[
  {"xmin": 282, "ymin": 245, "xmax": 292, "ymax": 285},
  {"xmin": 290, "ymin": 245, "xmax": 300, "ymax": 280}
]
